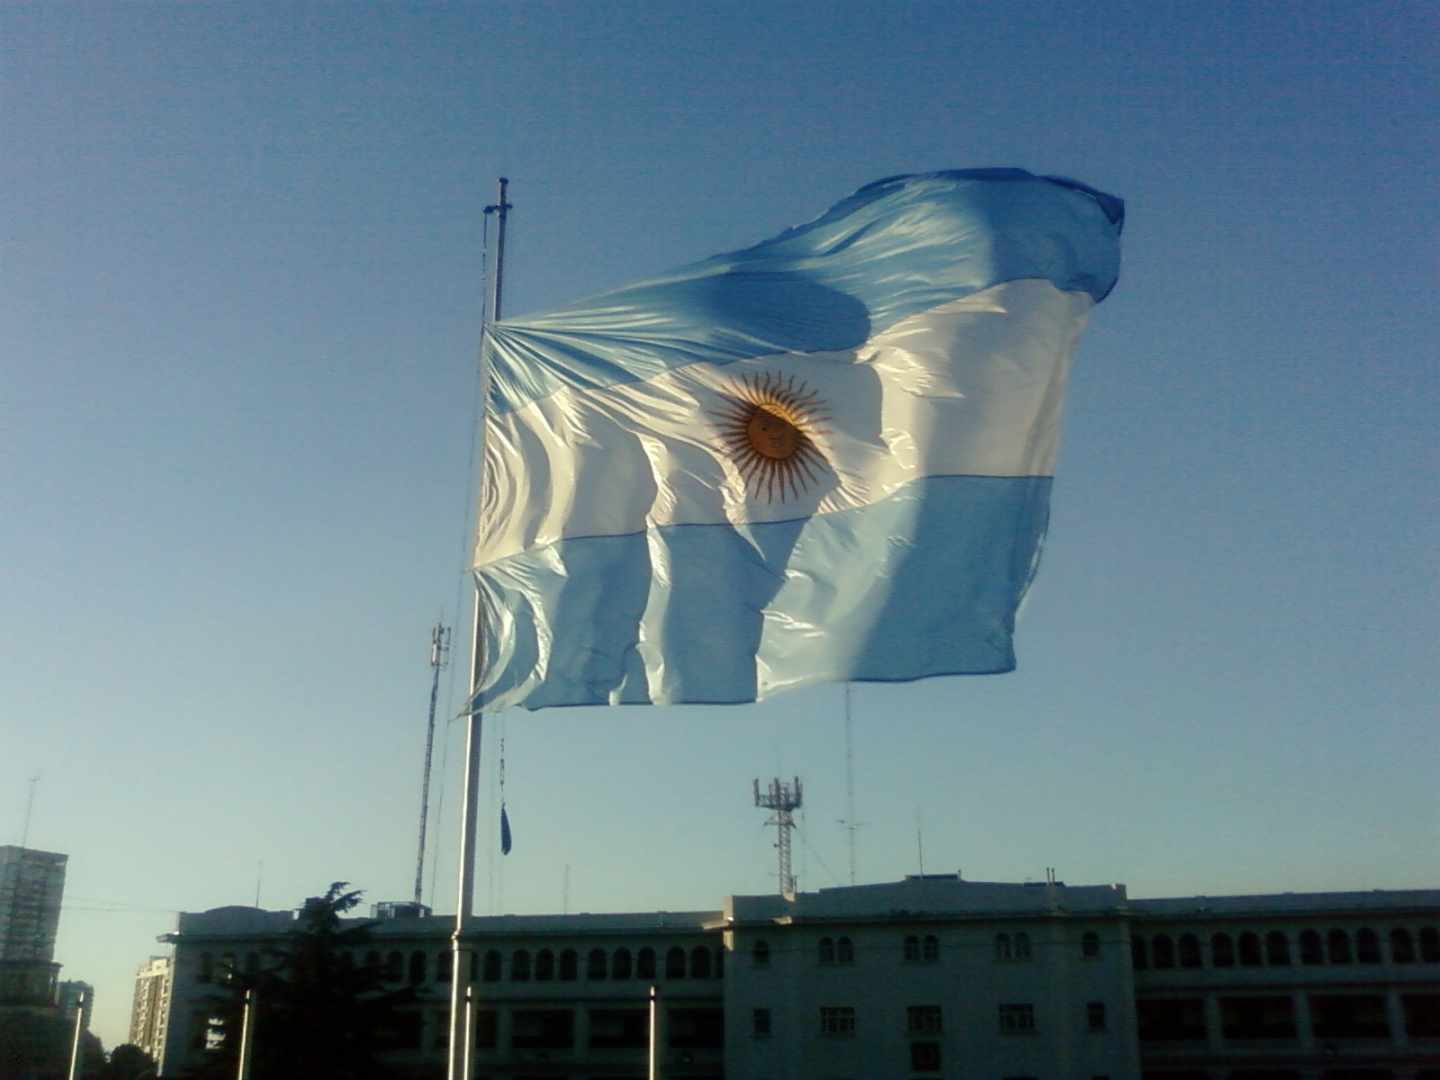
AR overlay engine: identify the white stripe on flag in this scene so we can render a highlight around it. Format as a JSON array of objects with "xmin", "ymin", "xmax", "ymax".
[{"xmin": 478, "ymin": 279, "xmax": 1090, "ymax": 565}]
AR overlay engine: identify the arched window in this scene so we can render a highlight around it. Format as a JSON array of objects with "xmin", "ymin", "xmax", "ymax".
[
  {"xmin": 1266, "ymin": 931, "xmax": 1291, "ymax": 965},
  {"xmin": 1211, "ymin": 933, "xmax": 1234, "ymax": 967},
  {"xmin": 385, "ymin": 951, "xmax": 404, "ymax": 982},
  {"xmin": 1152, "ymin": 934, "xmax": 1174, "ymax": 969},
  {"xmin": 751, "ymin": 940, "xmax": 770, "ymax": 968},
  {"xmin": 198, "ymin": 953, "xmax": 213, "ymax": 984},
  {"xmin": 995, "ymin": 933, "xmax": 1012, "ymax": 961},
  {"xmin": 483, "ymin": 950, "xmax": 502, "ymax": 982},
  {"xmin": 409, "ymin": 950, "xmax": 427, "ymax": 984},
  {"xmin": 221, "ymin": 953, "xmax": 238, "ymax": 983},
  {"xmin": 1300, "ymin": 930, "xmax": 1323, "ymax": 965},
  {"xmin": 511, "ymin": 949, "xmax": 531, "ymax": 981},
  {"xmin": 535, "ymin": 949, "xmax": 555, "ymax": 981},
  {"xmin": 1420, "ymin": 927, "xmax": 1440, "ymax": 963},
  {"xmin": 437, "ymin": 949, "xmax": 452, "ymax": 983},
  {"xmin": 1327, "ymin": 929, "xmax": 1352, "ymax": 964},
  {"xmin": 903, "ymin": 935, "xmax": 920, "ymax": 962},
  {"xmin": 1014, "ymin": 933, "xmax": 1032, "ymax": 960},
  {"xmin": 1356, "ymin": 928, "xmax": 1380, "ymax": 964},
  {"xmin": 1131, "ymin": 936, "xmax": 1148, "ymax": 970},
  {"xmin": 1082, "ymin": 932, "xmax": 1100, "ymax": 959},
  {"xmin": 560, "ymin": 949, "xmax": 578, "ymax": 981},
  {"xmin": 637, "ymin": 947, "xmax": 656, "ymax": 979},
  {"xmin": 818, "ymin": 937, "xmax": 836, "ymax": 964},
  {"xmin": 587, "ymin": 948, "xmax": 608, "ymax": 980},
  {"xmin": 665, "ymin": 946, "xmax": 686, "ymax": 979},
  {"xmin": 1390, "ymin": 928, "xmax": 1415, "ymax": 964},
  {"xmin": 836, "ymin": 937, "xmax": 854, "ymax": 964},
  {"xmin": 1179, "ymin": 934, "xmax": 1201, "ymax": 968},
  {"xmin": 364, "ymin": 950, "xmax": 381, "ymax": 974},
  {"xmin": 691, "ymin": 947, "xmax": 711, "ymax": 979},
  {"xmin": 922, "ymin": 934, "xmax": 939, "ymax": 962},
  {"xmin": 613, "ymin": 948, "xmax": 633, "ymax": 980},
  {"xmin": 1239, "ymin": 932, "xmax": 1262, "ymax": 966}
]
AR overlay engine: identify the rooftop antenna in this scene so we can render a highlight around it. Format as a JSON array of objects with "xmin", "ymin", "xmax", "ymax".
[
  {"xmin": 20, "ymin": 773, "xmax": 40, "ymax": 848},
  {"xmin": 415, "ymin": 621, "xmax": 451, "ymax": 906},
  {"xmin": 915, "ymin": 807, "xmax": 926, "ymax": 876},
  {"xmin": 836, "ymin": 684, "xmax": 864, "ymax": 885},
  {"xmin": 754, "ymin": 776, "xmax": 803, "ymax": 897}
]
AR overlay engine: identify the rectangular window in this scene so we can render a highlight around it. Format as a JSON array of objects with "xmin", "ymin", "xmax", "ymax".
[
  {"xmin": 1087, "ymin": 1001, "xmax": 1107, "ymax": 1031},
  {"xmin": 1404, "ymin": 993, "xmax": 1440, "ymax": 1039},
  {"xmin": 473, "ymin": 1010, "xmax": 497, "ymax": 1048},
  {"xmin": 820, "ymin": 1006, "xmax": 856, "ymax": 1036},
  {"xmin": 998, "ymin": 1003, "xmax": 1036, "ymax": 1033},
  {"xmin": 588, "ymin": 1008, "xmax": 647, "ymax": 1049},
  {"xmin": 1220, "ymin": 995, "xmax": 1298, "ymax": 1040},
  {"xmin": 1137, "ymin": 998, "xmax": 1206, "ymax": 1042},
  {"xmin": 752, "ymin": 1007, "xmax": 772, "ymax": 1037},
  {"xmin": 667, "ymin": 1007, "xmax": 724, "ymax": 1049},
  {"xmin": 511, "ymin": 1008, "xmax": 575, "ymax": 1049},
  {"xmin": 906, "ymin": 1005, "xmax": 943, "ymax": 1033},
  {"xmin": 909, "ymin": 1040, "xmax": 941, "ymax": 1072},
  {"xmin": 922, "ymin": 934, "xmax": 939, "ymax": 962},
  {"xmin": 1309, "ymin": 994, "xmax": 1390, "ymax": 1039}
]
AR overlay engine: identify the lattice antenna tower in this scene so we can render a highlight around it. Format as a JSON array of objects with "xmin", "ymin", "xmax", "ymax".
[
  {"xmin": 753, "ymin": 776, "xmax": 803, "ymax": 897},
  {"xmin": 414, "ymin": 621, "xmax": 451, "ymax": 906}
]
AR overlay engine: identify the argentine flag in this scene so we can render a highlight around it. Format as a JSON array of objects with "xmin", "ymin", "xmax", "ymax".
[{"xmin": 474, "ymin": 169, "xmax": 1123, "ymax": 711}]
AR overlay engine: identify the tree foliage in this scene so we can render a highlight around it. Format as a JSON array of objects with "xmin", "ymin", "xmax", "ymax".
[
  {"xmin": 189, "ymin": 882, "xmax": 415, "ymax": 1080},
  {"xmin": 102, "ymin": 1043, "xmax": 158, "ymax": 1080}
]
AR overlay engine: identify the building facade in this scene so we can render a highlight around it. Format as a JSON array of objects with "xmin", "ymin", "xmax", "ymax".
[
  {"xmin": 0, "ymin": 845, "xmax": 67, "ymax": 1008},
  {"xmin": 129, "ymin": 955, "xmax": 173, "ymax": 1063},
  {"xmin": 148, "ymin": 877, "xmax": 1440, "ymax": 1080},
  {"xmin": 1130, "ymin": 890, "xmax": 1440, "ymax": 1080},
  {"xmin": 56, "ymin": 979, "xmax": 93, "ymax": 1031}
]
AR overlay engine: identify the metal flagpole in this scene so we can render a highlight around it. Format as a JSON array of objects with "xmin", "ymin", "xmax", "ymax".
[
  {"xmin": 448, "ymin": 176, "xmax": 510, "ymax": 1080},
  {"xmin": 66, "ymin": 990, "xmax": 86, "ymax": 1080},
  {"xmin": 236, "ymin": 988, "xmax": 257, "ymax": 1080}
]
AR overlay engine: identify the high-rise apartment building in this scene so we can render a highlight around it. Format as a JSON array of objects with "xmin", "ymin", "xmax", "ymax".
[
  {"xmin": 129, "ymin": 955, "xmax": 173, "ymax": 1062},
  {"xmin": 0, "ymin": 845, "xmax": 67, "ymax": 1007}
]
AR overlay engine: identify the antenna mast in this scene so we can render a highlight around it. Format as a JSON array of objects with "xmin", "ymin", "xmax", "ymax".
[
  {"xmin": 415, "ymin": 622, "xmax": 451, "ymax": 905},
  {"xmin": 753, "ymin": 777, "xmax": 803, "ymax": 897},
  {"xmin": 838, "ymin": 685, "xmax": 864, "ymax": 885},
  {"xmin": 20, "ymin": 774, "xmax": 39, "ymax": 848}
]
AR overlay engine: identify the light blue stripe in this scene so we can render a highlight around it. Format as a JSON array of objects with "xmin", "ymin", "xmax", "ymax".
[
  {"xmin": 475, "ymin": 474, "xmax": 1051, "ymax": 710},
  {"xmin": 488, "ymin": 169, "xmax": 1123, "ymax": 416}
]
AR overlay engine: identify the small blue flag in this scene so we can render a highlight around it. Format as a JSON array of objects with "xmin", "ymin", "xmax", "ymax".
[{"xmin": 500, "ymin": 805, "xmax": 512, "ymax": 855}]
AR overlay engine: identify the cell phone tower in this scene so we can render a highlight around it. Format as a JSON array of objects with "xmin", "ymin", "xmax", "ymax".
[
  {"xmin": 414, "ymin": 621, "xmax": 450, "ymax": 906},
  {"xmin": 753, "ymin": 777, "xmax": 803, "ymax": 898}
]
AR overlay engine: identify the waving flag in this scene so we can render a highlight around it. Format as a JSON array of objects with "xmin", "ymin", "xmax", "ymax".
[{"xmin": 473, "ymin": 169, "xmax": 1123, "ymax": 710}]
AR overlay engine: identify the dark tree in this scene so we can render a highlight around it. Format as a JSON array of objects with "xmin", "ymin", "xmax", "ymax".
[
  {"xmin": 0, "ymin": 1010, "xmax": 105, "ymax": 1079},
  {"xmin": 103, "ymin": 1043, "xmax": 158, "ymax": 1080},
  {"xmin": 190, "ymin": 882, "xmax": 415, "ymax": 1080}
]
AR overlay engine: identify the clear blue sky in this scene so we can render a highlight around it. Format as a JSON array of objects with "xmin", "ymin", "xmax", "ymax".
[{"xmin": 3, "ymin": 0, "xmax": 1435, "ymax": 1052}]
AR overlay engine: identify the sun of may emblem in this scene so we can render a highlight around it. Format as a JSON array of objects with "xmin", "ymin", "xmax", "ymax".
[{"xmin": 715, "ymin": 371, "xmax": 829, "ymax": 503}]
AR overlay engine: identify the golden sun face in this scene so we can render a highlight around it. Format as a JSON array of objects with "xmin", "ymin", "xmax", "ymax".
[{"xmin": 715, "ymin": 372, "xmax": 828, "ymax": 504}]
